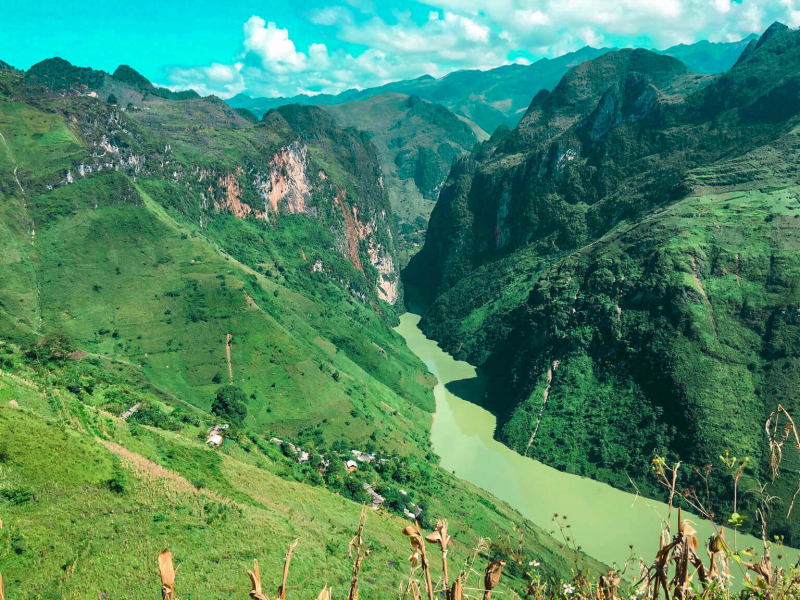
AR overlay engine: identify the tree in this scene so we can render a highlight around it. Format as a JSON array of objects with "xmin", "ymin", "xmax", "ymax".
[
  {"xmin": 26, "ymin": 330, "xmax": 74, "ymax": 363},
  {"xmin": 106, "ymin": 93, "xmax": 117, "ymax": 104},
  {"xmin": 211, "ymin": 384, "xmax": 247, "ymax": 425}
]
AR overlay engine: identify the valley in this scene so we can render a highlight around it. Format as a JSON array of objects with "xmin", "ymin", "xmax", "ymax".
[
  {"xmin": 2, "ymin": 11, "xmax": 800, "ymax": 600},
  {"xmin": 397, "ymin": 309, "xmax": 798, "ymax": 579}
]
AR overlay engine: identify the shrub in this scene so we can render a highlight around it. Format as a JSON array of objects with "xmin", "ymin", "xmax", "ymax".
[
  {"xmin": 1, "ymin": 485, "xmax": 35, "ymax": 504},
  {"xmin": 106, "ymin": 467, "xmax": 128, "ymax": 494},
  {"xmin": 211, "ymin": 384, "xmax": 248, "ymax": 425}
]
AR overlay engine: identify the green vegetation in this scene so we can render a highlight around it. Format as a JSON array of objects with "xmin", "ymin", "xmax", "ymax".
[
  {"xmin": 211, "ymin": 384, "xmax": 248, "ymax": 425},
  {"xmin": 407, "ymin": 23, "xmax": 800, "ymax": 543},
  {"xmin": 324, "ymin": 93, "xmax": 479, "ymax": 265},
  {"xmin": 0, "ymin": 54, "xmax": 606, "ymax": 598}
]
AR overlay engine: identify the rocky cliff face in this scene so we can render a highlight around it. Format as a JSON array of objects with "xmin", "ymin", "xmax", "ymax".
[
  {"xmin": 10, "ymin": 64, "xmax": 402, "ymax": 309},
  {"xmin": 407, "ymin": 24, "xmax": 800, "ymax": 542}
]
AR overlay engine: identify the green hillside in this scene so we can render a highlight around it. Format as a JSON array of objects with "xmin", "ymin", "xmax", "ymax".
[
  {"xmin": 0, "ymin": 57, "xmax": 607, "ymax": 598},
  {"xmin": 324, "ymin": 94, "xmax": 480, "ymax": 265},
  {"xmin": 406, "ymin": 23, "xmax": 800, "ymax": 543}
]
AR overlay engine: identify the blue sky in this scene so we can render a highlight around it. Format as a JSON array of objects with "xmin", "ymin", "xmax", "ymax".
[{"xmin": 2, "ymin": 0, "xmax": 798, "ymax": 98}]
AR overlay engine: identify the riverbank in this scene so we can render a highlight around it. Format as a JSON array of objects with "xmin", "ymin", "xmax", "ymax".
[{"xmin": 396, "ymin": 310, "xmax": 796, "ymax": 575}]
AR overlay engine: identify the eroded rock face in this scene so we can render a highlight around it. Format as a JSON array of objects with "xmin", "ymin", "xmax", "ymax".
[{"xmin": 266, "ymin": 141, "xmax": 311, "ymax": 214}]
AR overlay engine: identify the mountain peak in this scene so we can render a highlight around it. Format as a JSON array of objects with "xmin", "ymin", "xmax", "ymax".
[
  {"xmin": 755, "ymin": 21, "xmax": 789, "ymax": 49},
  {"xmin": 112, "ymin": 64, "xmax": 153, "ymax": 89}
]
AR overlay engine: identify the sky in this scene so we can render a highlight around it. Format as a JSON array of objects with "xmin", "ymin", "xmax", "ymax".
[{"xmin": 2, "ymin": 0, "xmax": 799, "ymax": 99}]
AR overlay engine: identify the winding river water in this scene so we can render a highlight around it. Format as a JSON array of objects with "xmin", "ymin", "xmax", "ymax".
[{"xmin": 396, "ymin": 311, "xmax": 795, "ymax": 573}]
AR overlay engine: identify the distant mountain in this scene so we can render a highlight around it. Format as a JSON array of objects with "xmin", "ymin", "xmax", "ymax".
[
  {"xmin": 230, "ymin": 47, "xmax": 611, "ymax": 134},
  {"xmin": 0, "ymin": 59, "xmax": 20, "ymax": 73},
  {"xmin": 229, "ymin": 36, "xmax": 755, "ymax": 134},
  {"xmin": 656, "ymin": 33, "xmax": 759, "ymax": 74},
  {"xmin": 323, "ymin": 93, "xmax": 480, "ymax": 264},
  {"xmin": 407, "ymin": 23, "xmax": 800, "ymax": 543},
  {"xmin": 24, "ymin": 57, "xmax": 198, "ymax": 104}
]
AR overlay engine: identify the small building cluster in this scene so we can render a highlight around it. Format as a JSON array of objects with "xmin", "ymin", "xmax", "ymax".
[{"xmin": 206, "ymin": 424, "xmax": 229, "ymax": 446}]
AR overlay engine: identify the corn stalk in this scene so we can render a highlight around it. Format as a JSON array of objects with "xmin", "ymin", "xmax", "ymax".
[{"xmin": 348, "ymin": 505, "xmax": 371, "ymax": 600}]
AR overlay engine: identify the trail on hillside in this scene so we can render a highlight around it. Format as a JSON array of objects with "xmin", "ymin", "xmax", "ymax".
[
  {"xmin": 691, "ymin": 255, "xmax": 717, "ymax": 336},
  {"xmin": 525, "ymin": 360, "xmax": 559, "ymax": 455},
  {"xmin": 226, "ymin": 333, "xmax": 233, "ymax": 381},
  {"xmin": 0, "ymin": 132, "xmax": 25, "ymax": 199}
]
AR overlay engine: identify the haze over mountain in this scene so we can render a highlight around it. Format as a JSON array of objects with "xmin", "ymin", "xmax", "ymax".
[
  {"xmin": 324, "ymin": 93, "xmax": 481, "ymax": 265},
  {"xmin": 228, "ymin": 37, "xmax": 755, "ymax": 135}
]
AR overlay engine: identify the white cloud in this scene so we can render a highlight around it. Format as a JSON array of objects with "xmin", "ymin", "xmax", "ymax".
[
  {"xmin": 243, "ymin": 17, "xmax": 307, "ymax": 73},
  {"xmin": 166, "ymin": 0, "xmax": 800, "ymax": 99},
  {"xmin": 167, "ymin": 62, "xmax": 245, "ymax": 97}
]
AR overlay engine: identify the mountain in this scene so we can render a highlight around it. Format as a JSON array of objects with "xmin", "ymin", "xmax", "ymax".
[
  {"xmin": 229, "ymin": 47, "xmax": 611, "ymax": 134},
  {"xmin": 656, "ymin": 34, "xmax": 759, "ymax": 74},
  {"xmin": 228, "ymin": 37, "xmax": 755, "ymax": 136},
  {"xmin": 406, "ymin": 23, "xmax": 800, "ymax": 543},
  {"xmin": 0, "ymin": 58, "xmax": 602, "ymax": 597},
  {"xmin": 324, "ymin": 93, "xmax": 480, "ymax": 265},
  {"xmin": 23, "ymin": 57, "xmax": 199, "ymax": 105}
]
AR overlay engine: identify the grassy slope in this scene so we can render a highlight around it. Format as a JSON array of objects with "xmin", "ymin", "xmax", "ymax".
[
  {"xmin": 0, "ymin": 74, "xmax": 606, "ymax": 597},
  {"xmin": 0, "ymin": 361, "xmax": 601, "ymax": 600}
]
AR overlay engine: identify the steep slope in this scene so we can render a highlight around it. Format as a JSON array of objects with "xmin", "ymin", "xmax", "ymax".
[
  {"xmin": 406, "ymin": 24, "xmax": 800, "ymax": 542},
  {"xmin": 0, "ymin": 63, "xmax": 411, "ymax": 451},
  {"xmin": 324, "ymin": 94, "xmax": 479, "ymax": 264},
  {"xmin": 0, "ymin": 336, "xmax": 603, "ymax": 599},
  {"xmin": 0, "ymin": 61, "xmax": 606, "ymax": 598}
]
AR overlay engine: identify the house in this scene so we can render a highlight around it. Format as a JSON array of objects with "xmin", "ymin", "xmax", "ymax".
[
  {"xmin": 206, "ymin": 424, "xmax": 229, "ymax": 446},
  {"xmin": 351, "ymin": 450, "xmax": 376, "ymax": 463},
  {"xmin": 345, "ymin": 460, "xmax": 358, "ymax": 473},
  {"xmin": 362, "ymin": 483, "xmax": 385, "ymax": 508},
  {"xmin": 298, "ymin": 451, "xmax": 310, "ymax": 464}
]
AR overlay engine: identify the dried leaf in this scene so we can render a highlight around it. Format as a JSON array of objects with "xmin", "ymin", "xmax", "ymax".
[
  {"xmin": 482, "ymin": 560, "xmax": 505, "ymax": 600},
  {"xmin": 158, "ymin": 548, "xmax": 176, "ymax": 600},
  {"xmin": 316, "ymin": 584, "xmax": 332, "ymax": 600}
]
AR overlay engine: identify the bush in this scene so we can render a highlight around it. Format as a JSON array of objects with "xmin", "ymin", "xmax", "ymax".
[
  {"xmin": 26, "ymin": 330, "xmax": 74, "ymax": 363},
  {"xmin": 1, "ymin": 485, "xmax": 35, "ymax": 505},
  {"xmin": 211, "ymin": 384, "xmax": 248, "ymax": 425},
  {"xmin": 106, "ymin": 468, "xmax": 128, "ymax": 494}
]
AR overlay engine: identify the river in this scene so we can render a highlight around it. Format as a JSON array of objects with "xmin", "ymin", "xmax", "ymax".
[{"xmin": 396, "ymin": 310, "xmax": 795, "ymax": 574}]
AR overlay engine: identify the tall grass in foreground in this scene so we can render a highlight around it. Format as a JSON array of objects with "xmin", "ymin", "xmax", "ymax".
[{"xmin": 4, "ymin": 408, "xmax": 800, "ymax": 599}]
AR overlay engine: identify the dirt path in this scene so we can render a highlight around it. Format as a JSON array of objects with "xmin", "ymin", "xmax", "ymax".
[
  {"xmin": 226, "ymin": 333, "xmax": 233, "ymax": 381},
  {"xmin": 691, "ymin": 256, "xmax": 717, "ymax": 335},
  {"xmin": 0, "ymin": 132, "xmax": 25, "ymax": 198},
  {"xmin": 336, "ymin": 190, "xmax": 364, "ymax": 274},
  {"xmin": 525, "ymin": 360, "xmax": 559, "ymax": 455}
]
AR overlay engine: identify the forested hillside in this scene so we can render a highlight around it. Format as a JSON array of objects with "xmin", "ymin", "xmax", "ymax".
[
  {"xmin": 0, "ymin": 59, "xmax": 606, "ymax": 597},
  {"xmin": 406, "ymin": 22, "xmax": 800, "ymax": 543},
  {"xmin": 324, "ymin": 93, "xmax": 480, "ymax": 265}
]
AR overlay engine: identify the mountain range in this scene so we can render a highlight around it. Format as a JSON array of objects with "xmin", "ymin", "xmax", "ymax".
[
  {"xmin": 228, "ymin": 36, "xmax": 756, "ymax": 135},
  {"xmin": 0, "ymin": 57, "xmax": 607, "ymax": 597},
  {"xmin": 2, "ymin": 20, "xmax": 800, "ymax": 598},
  {"xmin": 407, "ymin": 21, "xmax": 800, "ymax": 543}
]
